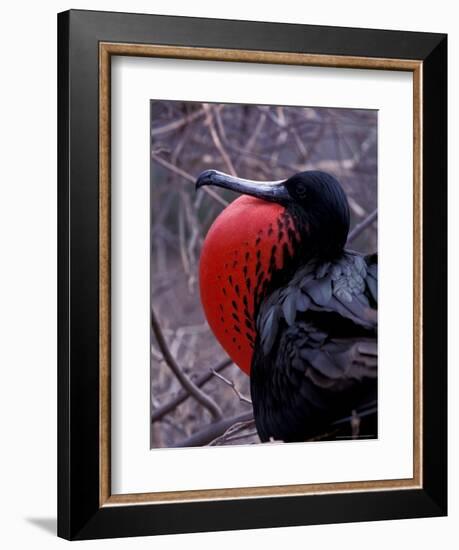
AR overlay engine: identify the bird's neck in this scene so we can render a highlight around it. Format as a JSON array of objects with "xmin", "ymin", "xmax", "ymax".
[
  {"xmin": 199, "ymin": 196, "xmax": 306, "ymax": 374},
  {"xmin": 286, "ymin": 203, "xmax": 347, "ymax": 262}
]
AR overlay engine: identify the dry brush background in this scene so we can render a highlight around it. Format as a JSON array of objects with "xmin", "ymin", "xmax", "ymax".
[{"xmin": 150, "ymin": 100, "xmax": 377, "ymax": 449}]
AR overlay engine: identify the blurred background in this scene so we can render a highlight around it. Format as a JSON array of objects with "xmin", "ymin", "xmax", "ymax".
[{"xmin": 150, "ymin": 100, "xmax": 377, "ymax": 448}]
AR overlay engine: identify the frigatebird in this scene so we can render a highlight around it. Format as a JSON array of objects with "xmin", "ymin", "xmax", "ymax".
[{"xmin": 196, "ymin": 169, "xmax": 377, "ymax": 442}]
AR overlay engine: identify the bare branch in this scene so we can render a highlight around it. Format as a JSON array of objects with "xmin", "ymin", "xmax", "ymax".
[
  {"xmin": 172, "ymin": 412, "xmax": 254, "ymax": 447},
  {"xmin": 208, "ymin": 109, "xmax": 303, "ymax": 174},
  {"xmin": 347, "ymin": 208, "xmax": 378, "ymax": 244},
  {"xmin": 151, "ymin": 153, "xmax": 229, "ymax": 207},
  {"xmin": 351, "ymin": 409, "xmax": 361, "ymax": 439},
  {"xmin": 245, "ymin": 112, "xmax": 267, "ymax": 151},
  {"xmin": 348, "ymin": 197, "xmax": 366, "ymax": 217},
  {"xmin": 178, "ymin": 201, "xmax": 191, "ymax": 277},
  {"xmin": 211, "ymin": 369, "xmax": 252, "ymax": 405},
  {"xmin": 151, "ymin": 307, "xmax": 223, "ymax": 421},
  {"xmin": 208, "ymin": 418, "xmax": 256, "ymax": 446},
  {"xmin": 151, "ymin": 358, "xmax": 233, "ymax": 423},
  {"xmin": 223, "ymin": 430, "xmax": 259, "ymax": 443},
  {"xmin": 152, "ymin": 152, "xmax": 196, "ymax": 183},
  {"xmin": 151, "ymin": 107, "xmax": 206, "ymax": 136},
  {"xmin": 257, "ymin": 106, "xmax": 307, "ymax": 161},
  {"xmin": 203, "ymin": 104, "xmax": 237, "ymax": 176}
]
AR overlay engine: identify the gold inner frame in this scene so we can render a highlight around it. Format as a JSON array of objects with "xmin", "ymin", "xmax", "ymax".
[{"xmin": 99, "ymin": 42, "xmax": 423, "ymax": 507}]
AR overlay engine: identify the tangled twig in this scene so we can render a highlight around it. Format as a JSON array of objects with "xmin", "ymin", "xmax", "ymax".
[
  {"xmin": 151, "ymin": 307, "xmax": 223, "ymax": 421},
  {"xmin": 151, "ymin": 358, "xmax": 232, "ymax": 423},
  {"xmin": 211, "ymin": 369, "xmax": 252, "ymax": 405},
  {"xmin": 347, "ymin": 208, "xmax": 378, "ymax": 244},
  {"xmin": 207, "ymin": 418, "xmax": 257, "ymax": 446}
]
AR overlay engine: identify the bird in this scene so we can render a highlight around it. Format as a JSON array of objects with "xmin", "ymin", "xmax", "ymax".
[{"xmin": 196, "ymin": 169, "xmax": 377, "ymax": 443}]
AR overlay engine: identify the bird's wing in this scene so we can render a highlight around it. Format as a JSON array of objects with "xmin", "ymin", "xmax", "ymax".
[
  {"xmin": 252, "ymin": 252, "xmax": 377, "ymax": 441},
  {"xmin": 279, "ymin": 322, "xmax": 377, "ymax": 395},
  {"xmin": 251, "ymin": 313, "xmax": 378, "ymax": 441},
  {"xmin": 257, "ymin": 250, "xmax": 377, "ymax": 356}
]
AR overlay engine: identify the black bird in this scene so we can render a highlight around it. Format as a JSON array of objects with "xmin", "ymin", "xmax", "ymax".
[{"xmin": 197, "ymin": 169, "xmax": 377, "ymax": 442}]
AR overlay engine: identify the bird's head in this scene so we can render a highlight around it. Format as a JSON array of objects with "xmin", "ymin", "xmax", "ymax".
[
  {"xmin": 196, "ymin": 169, "xmax": 350, "ymax": 374},
  {"xmin": 197, "ymin": 169, "xmax": 350, "ymax": 255}
]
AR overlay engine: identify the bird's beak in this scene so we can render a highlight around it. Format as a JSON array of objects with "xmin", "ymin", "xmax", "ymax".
[{"xmin": 196, "ymin": 169, "xmax": 290, "ymax": 204}]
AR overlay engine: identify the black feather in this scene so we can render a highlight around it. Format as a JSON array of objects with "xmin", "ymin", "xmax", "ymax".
[{"xmin": 250, "ymin": 250, "xmax": 378, "ymax": 443}]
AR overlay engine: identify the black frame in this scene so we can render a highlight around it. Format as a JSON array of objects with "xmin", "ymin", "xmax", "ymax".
[{"xmin": 58, "ymin": 9, "xmax": 447, "ymax": 540}]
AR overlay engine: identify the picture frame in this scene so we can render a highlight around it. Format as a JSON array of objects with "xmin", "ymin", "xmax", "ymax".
[{"xmin": 57, "ymin": 9, "xmax": 447, "ymax": 540}]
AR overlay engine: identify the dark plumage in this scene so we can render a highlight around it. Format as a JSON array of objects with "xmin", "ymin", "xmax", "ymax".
[
  {"xmin": 197, "ymin": 169, "xmax": 378, "ymax": 442},
  {"xmin": 252, "ymin": 251, "xmax": 377, "ymax": 442}
]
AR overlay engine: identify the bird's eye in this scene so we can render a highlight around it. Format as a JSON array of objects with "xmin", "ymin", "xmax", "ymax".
[{"xmin": 296, "ymin": 183, "xmax": 307, "ymax": 198}]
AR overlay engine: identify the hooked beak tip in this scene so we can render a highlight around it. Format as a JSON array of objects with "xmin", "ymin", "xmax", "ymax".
[{"xmin": 195, "ymin": 169, "xmax": 217, "ymax": 190}]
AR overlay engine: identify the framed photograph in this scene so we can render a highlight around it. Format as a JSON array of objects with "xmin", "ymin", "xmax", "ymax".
[{"xmin": 58, "ymin": 9, "xmax": 447, "ymax": 540}]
